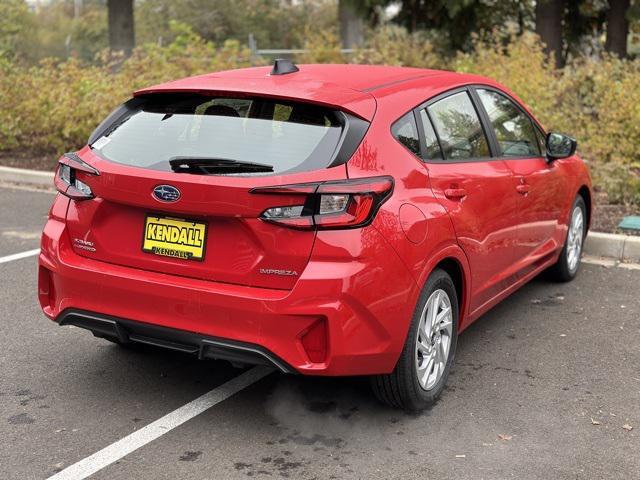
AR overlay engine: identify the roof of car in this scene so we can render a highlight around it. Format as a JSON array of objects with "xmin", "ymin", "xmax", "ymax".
[
  {"xmin": 212, "ymin": 64, "xmax": 446, "ymax": 91},
  {"xmin": 134, "ymin": 64, "xmax": 496, "ymax": 121}
]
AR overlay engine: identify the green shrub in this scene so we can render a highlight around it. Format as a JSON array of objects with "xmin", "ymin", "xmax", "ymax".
[
  {"xmin": 452, "ymin": 32, "xmax": 561, "ymax": 128},
  {"xmin": 352, "ymin": 25, "xmax": 443, "ymax": 68},
  {"xmin": 0, "ymin": 25, "xmax": 639, "ymax": 204},
  {"xmin": 452, "ymin": 32, "xmax": 640, "ymax": 205},
  {"xmin": 0, "ymin": 21, "xmax": 253, "ymax": 154},
  {"xmin": 294, "ymin": 28, "xmax": 345, "ymax": 64},
  {"xmin": 295, "ymin": 25, "xmax": 444, "ymax": 69}
]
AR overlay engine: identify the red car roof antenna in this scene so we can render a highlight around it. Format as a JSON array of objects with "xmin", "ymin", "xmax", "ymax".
[{"xmin": 270, "ymin": 58, "xmax": 299, "ymax": 75}]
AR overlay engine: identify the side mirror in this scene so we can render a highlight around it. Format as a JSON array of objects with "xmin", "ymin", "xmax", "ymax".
[{"xmin": 546, "ymin": 132, "xmax": 577, "ymax": 161}]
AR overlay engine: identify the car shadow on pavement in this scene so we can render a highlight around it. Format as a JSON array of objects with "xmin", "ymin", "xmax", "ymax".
[
  {"xmin": 259, "ymin": 272, "xmax": 557, "ymax": 416},
  {"xmin": 75, "ymin": 270, "xmax": 557, "ymax": 423}
]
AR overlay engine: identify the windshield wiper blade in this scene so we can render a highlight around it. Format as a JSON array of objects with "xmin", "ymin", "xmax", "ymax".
[{"xmin": 169, "ymin": 156, "xmax": 274, "ymax": 174}]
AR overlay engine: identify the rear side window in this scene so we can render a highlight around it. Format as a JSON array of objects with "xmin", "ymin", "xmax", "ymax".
[
  {"xmin": 427, "ymin": 92, "xmax": 490, "ymax": 160},
  {"xmin": 418, "ymin": 109, "xmax": 443, "ymax": 160},
  {"xmin": 391, "ymin": 112, "xmax": 420, "ymax": 156},
  {"xmin": 90, "ymin": 94, "xmax": 345, "ymax": 175},
  {"xmin": 476, "ymin": 89, "xmax": 541, "ymax": 157}
]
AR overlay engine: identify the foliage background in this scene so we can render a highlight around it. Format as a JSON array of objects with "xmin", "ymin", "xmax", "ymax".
[{"xmin": 0, "ymin": 7, "xmax": 639, "ymax": 204}]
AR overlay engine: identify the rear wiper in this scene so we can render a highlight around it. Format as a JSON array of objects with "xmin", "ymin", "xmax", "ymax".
[{"xmin": 169, "ymin": 156, "xmax": 274, "ymax": 174}]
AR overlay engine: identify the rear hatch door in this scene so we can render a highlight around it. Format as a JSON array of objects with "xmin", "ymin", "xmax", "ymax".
[{"xmin": 64, "ymin": 93, "xmax": 369, "ymax": 290}]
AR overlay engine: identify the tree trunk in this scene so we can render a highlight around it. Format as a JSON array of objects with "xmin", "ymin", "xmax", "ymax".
[
  {"xmin": 535, "ymin": 0, "xmax": 565, "ymax": 68},
  {"xmin": 605, "ymin": 0, "xmax": 630, "ymax": 57},
  {"xmin": 409, "ymin": 0, "xmax": 418, "ymax": 33},
  {"xmin": 107, "ymin": 0, "xmax": 135, "ymax": 57},
  {"xmin": 339, "ymin": 0, "xmax": 364, "ymax": 49}
]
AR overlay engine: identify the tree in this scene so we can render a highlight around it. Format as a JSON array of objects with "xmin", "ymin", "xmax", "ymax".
[
  {"xmin": 339, "ymin": 0, "xmax": 364, "ymax": 48},
  {"xmin": 0, "ymin": 0, "xmax": 31, "ymax": 59},
  {"xmin": 562, "ymin": 0, "xmax": 607, "ymax": 63},
  {"xmin": 135, "ymin": 0, "xmax": 338, "ymax": 51},
  {"xmin": 391, "ymin": 0, "xmax": 536, "ymax": 53},
  {"xmin": 535, "ymin": 0, "xmax": 565, "ymax": 68},
  {"xmin": 107, "ymin": 0, "xmax": 135, "ymax": 56},
  {"xmin": 605, "ymin": 0, "xmax": 630, "ymax": 57}
]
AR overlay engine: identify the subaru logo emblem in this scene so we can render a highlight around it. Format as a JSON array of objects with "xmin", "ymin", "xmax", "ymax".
[{"xmin": 153, "ymin": 185, "xmax": 181, "ymax": 203}]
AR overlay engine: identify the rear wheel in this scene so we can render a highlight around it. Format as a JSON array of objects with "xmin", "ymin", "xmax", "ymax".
[
  {"xmin": 548, "ymin": 195, "xmax": 586, "ymax": 282},
  {"xmin": 371, "ymin": 268, "xmax": 458, "ymax": 411}
]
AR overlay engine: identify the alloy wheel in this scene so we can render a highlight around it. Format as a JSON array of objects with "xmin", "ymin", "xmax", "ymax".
[
  {"xmin": 566, "ymin": 206, "xmax": 584, "ymax": 272},
  {"xmin": 415, "ymin": 289, "xmax": 453, "ymax": 391}
]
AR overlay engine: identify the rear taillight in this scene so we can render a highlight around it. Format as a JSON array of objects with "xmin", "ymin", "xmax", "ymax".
[
  {"xmin": 55, "ymin": 152, "xmax": 99, "ymax": 200},
  {"xmin": 251, "ymin": 176, "xmax": 393, "ymax": 230}
]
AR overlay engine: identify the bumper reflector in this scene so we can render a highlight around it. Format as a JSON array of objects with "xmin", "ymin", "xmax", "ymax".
[
  {"xmin": 38, "ymin": 266, "xmax": 55, "ymax": 311},
  {"xmin": 301, "ymin": 319, "xmax": 328, "ymax": 363}
]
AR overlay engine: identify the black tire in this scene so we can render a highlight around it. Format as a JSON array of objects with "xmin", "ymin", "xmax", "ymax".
[
  {"xmin": 548, "ymin": 195, "xmax": 587, "ymax": 282},
  {"xmin": 371, "ymin": 268, "xmax": 458, "ymax": 411}
]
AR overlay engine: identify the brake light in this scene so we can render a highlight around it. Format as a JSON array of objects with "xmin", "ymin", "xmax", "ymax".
[
  {"xmin": 252, "ymin": 176, "xmax": 393, "ymax": 230},
  {"xmin": 55, "ymin": 153, "xmax": 99, "ymax": 200}
]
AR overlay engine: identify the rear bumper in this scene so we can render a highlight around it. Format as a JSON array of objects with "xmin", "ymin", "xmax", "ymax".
[
  {"xmin": 58, "ymin": 309, "xmax": 294, "ymax": 372},
  {"xmin": 39, "ymin": 214, "xmax": 419, "ymax": 376}
]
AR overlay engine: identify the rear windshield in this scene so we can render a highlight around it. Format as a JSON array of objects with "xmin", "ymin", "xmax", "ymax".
[{"xmin": 90, "ymin": 94, "xmax": 344, "ymax": 175}]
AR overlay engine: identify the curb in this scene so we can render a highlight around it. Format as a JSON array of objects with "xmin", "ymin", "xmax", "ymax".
[
  {"xmin": 1, "ymin": 165, "xmax": 638, "ymax": 262},
  {"xmin": 584, "ymin": 231, "xmax": 640, "ymax": 263},
  {"xmin": 0, "ymin": 165, "xmax": 54, "ymax": 187}
]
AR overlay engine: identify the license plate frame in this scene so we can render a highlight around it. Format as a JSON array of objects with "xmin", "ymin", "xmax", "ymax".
[{"xmin": 142, "ymin": 214, "xmax": 208, "ymax": 262}]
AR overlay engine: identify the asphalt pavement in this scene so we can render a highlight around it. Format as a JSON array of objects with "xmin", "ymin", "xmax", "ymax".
[{"xmin": 0, "ymin": 185, "xmax": 638, "ymax": 480}]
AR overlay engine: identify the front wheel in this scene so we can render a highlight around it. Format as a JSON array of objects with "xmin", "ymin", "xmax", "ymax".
[
  {"xmin": 371, "ymin": 268, "xmax": 458, "ymax": 411},
  {"xmin": 548, "ymin": 195, "xmax": 586, "ymax": 282}
]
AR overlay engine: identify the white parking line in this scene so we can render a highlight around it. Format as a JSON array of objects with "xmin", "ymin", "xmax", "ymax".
[
  {"xmin": 0, "ymin": 248, "xmax": 40, "ymax": 264},
  {"xmin": 47, "ymin": 366, "xmax": 272, "ymax": 480}
]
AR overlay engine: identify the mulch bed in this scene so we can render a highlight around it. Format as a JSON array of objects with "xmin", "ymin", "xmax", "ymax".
[
  {"xmin": 0, "ymin": 153, "xmax": 57, "ymax": 172},
  {"xmin": 1, "ymin": 155, "xmax": 638, "ymax": 235},
  {"xmin": 591, "ymin": 193, "xmax": 639, "ymax": 236}
]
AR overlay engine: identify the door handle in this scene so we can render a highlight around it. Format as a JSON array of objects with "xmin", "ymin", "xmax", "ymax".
[
  {"xmin": 516, "ymin": 184, "xmax": 530, "ymax": 195},
  {"xmin": 444, "ymin": 188, "xmax": 467, "ymax": 200}
]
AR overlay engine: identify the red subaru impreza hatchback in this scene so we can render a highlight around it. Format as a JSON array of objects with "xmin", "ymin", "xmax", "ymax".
[{"xmin": 39, "ymin": 61, "xmax": 592, "ymax": 410}]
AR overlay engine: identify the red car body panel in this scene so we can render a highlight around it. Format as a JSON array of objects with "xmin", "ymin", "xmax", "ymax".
[
  {"xmin": 63, "ymin": 146, "xmax": 349, "ymax": 290},
  {"xmin": 39, "ymin": 64, "xmax": 593, "ymax": 375},
  {"xmin": 40, "ymin": 194, "xmax": 418, "ymax": 375}
]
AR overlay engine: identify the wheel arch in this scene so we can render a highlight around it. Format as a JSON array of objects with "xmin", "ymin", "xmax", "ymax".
[
  {"xmin": 435, "ymin": 257, "xmax": 464, "ymax": 315},
  {"xmin": 577, "ymin": 185, "xmax": 592, "ymax": 232},
  {"xmin": 415, "ymin": 245, "xmax": 471, "ymax": 332}
]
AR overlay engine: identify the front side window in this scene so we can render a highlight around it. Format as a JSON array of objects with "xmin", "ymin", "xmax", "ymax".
[
  {"xmin": 535, "ymin": 127, "xmax": 547, "ymax": 156},
  {"xmin": 90, "ymin": 94, "xmax": 344, "ymax": 175},
  {"xmin": 476, "ymin": 89, "xmax": 541, "ymax": 157},
  {"xmin": 427, "ymin": 92, "xmax": 490, "ymax": 160},
  {"xmin": 391, "ymin": 112, "xmax": 421, "ymax": 156}
]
